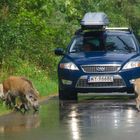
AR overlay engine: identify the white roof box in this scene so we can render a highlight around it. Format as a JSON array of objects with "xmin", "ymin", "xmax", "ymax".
[{"xmin": 81, "ymin": 12, "xmax": 109, "ymax": 29}]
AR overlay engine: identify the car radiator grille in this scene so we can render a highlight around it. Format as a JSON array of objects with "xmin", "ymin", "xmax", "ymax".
[
  {"xmin": 81, "ymin": 65, "xmax": 121, "ymax": 73},
  {"xmin": 76, "ymin": 75, "xmax": 125, "ymax": 88}
]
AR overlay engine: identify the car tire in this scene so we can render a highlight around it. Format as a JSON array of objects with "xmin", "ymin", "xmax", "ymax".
[{"xmin": 59, "ymin": 89, "xmax": 78, "ymax": 101}]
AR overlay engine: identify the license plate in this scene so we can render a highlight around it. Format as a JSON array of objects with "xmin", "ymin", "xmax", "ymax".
[{"xmin": 88, "ymin": 76, "xmax": 113, "ymax": 83}]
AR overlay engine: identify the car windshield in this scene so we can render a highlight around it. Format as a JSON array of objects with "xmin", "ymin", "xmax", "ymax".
[{"xmin": 69, "ymin": 32, "xmax": 137, "ymax": 53}]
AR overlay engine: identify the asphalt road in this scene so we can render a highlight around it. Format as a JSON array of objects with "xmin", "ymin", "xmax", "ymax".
[{"xmin": 0, "ymin": 96, "xmax": 140, "ymax": 140}]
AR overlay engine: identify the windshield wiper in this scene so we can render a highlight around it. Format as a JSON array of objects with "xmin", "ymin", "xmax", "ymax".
[{"xmin": 117, "ymin": 36, "xmax": 135, "ymax": 53}]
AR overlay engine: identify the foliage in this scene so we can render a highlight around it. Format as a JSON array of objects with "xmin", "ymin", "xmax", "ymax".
[
  {"xmin": 0, "ymin": 100, "xmax": 10, "ymax": 115},
  {"xmin": 0, "ymin": 0, "xmax": 140, "ymax": 79}
]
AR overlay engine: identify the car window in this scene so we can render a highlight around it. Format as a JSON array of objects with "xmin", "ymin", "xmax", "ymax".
[
  {"xmin": 105, "ymin": 35, "xmax": 136, "ymax": 53},
  {"xmin": 69, "ymin": 36, "xmax": 102, "ymax": 52},
  {"xmin": 69, "ymin": 33, "xmax": 136, "ymax": 53}
]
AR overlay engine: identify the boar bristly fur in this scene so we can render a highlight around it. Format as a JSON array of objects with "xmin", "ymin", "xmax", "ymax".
[
  {"xmin": 134, "ymin": 78, "xmax": 140, "ymax": 111},
  {"xmin": 0, "ymin": 76, "xmax": 39, "ymax": 112}
]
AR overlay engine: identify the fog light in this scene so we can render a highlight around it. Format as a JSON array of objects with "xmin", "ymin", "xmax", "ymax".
[
  {"xmin": 62, "ymin": 79, "xmax": 72, "ymax": 85},
  {"xmin": 130, "ymin": 79, "xmax": 135, "ymax": 84}
]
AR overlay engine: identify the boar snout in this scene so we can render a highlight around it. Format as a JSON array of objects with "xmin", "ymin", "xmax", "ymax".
[{"xmin": 33, "ymin": 103, "xmax": 39, "ymax": 111}]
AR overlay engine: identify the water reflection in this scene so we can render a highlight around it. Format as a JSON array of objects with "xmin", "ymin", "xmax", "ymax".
[
  {"xmin": 0, "ymin": 112, "xmax": 40, "ymax": 133},
  {"xmin": 59, "ymin": 102, "xmax": 80, "ymax": 140},
  {"xmin": 0, "ymin": 98, "xmax": 139, "ymax": 140},
  {"xmin": 69, "ymin": 109, "xmax": 80, "ymax": 140},
  {"xmin": 59, "ymin": 100, "xmax": 139, "ymax": 140}
]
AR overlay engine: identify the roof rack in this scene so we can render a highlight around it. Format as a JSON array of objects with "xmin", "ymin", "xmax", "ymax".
[
  {"xmin": 74, "ymin": 27, "xmax": 133, "ymax": 35},
  {"xmin": 106, "ymin": 27, "xmax": 132, "ymax": 33}
]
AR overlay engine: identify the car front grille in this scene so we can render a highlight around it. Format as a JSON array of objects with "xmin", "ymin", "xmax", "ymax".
[
  {"xmin": 81, "ymin": 64, "xmax": 121, "ymax": 73},
  {"xmin": 76, "ymin": 75, "xmax": 125, "ymax": 88}
]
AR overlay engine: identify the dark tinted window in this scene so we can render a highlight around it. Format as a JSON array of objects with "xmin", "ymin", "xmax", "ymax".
[{"xmin": 69, "ymin": 32, "xmax": 136, "ymax": 53}]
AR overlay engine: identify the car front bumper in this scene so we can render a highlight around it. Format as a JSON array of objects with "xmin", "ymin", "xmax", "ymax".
[{"xmin": 58, "ymin": 67, "xmax": 140, "ymax": 94}]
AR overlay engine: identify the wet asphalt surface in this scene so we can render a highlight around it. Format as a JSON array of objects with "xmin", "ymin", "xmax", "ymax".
[{"xmin": 0, "ymin": 96, "xmax": 140, "ymax": 140}]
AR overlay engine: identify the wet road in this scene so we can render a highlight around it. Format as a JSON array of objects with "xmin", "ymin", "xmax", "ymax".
[{"xmin": 0, "ymin": 97, "xmax": 140, "ymax": 140}]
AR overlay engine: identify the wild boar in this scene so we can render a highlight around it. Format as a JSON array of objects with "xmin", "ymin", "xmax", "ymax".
[
  {"xmin": 0, "ymin": 76, "xmax": 39, "ymax": 111},
  {"xmin": 134, "ymin": 78, "xmax": 140, "ymax": 111}
]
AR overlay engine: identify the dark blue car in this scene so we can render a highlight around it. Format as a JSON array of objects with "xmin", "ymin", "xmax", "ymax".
[{"xmin": 55, "ymin": 12, "xmax": 140, "ymax": 100}]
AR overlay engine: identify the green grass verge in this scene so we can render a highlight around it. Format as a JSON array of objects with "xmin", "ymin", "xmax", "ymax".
[
  {"xmin": 0, "ymin": 101, "xmax": 11, "ymax": 116},
  {"xmin": 31, "ymin": 77, "xmax": 58, "ymax": 97},
  {"xmin": 78, "ymin": 95, "xmax": 134, "ymax": 101}
]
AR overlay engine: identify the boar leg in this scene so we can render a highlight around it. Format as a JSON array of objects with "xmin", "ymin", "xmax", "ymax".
[
  {"xmin": 5, "ymin": 91, "xmax": 16, "ymax": 109},
  {"xmin": 136, "ymin": 95, "xmax": 140, "ymax": 111},
  {"xmin": 20, "ymin": 96, "xmax": 30, "ymax": 112}
]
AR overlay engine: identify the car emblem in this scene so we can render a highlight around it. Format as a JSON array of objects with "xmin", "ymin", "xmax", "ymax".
[{"xmin": 96, "ymin": 66, "xmax": 105, "ymax": 72}]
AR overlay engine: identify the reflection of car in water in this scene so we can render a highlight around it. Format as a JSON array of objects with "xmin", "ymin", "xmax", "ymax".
[
  {"xmin": 55, "ymin": 12, "xmax": 140, "ymax": 101},
  {"xmin": 59, "ymin": 100, "xmax": 136, "ymax": 140}
]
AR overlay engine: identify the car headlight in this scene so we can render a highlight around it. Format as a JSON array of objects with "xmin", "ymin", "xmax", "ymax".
[
  {"xmin": 123, "ymin": 61, "xmax": 140, "ymax": 70},
  {"xmin": 60, "ymin": 62, "xmax": 79, "ymax": 70}
]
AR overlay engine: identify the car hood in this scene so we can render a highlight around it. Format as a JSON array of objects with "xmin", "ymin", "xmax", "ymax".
[{"xmin": 67, "ymin": 52, "xmax": 137, "ymax": 65}]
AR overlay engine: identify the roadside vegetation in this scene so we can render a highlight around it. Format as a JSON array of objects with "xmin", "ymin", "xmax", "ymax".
[
  {"xmin": 0, "ymin": 101, "xmax": 10, "ymax": 115},
  {"xmin": 0, "ymin": 0, "xmax": 140, "ymax": 115}
]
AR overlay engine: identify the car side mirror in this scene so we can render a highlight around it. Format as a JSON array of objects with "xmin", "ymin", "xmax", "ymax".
[{"xmin": 54, "ymin": 48, "xmax": 65, "ymax": 56}]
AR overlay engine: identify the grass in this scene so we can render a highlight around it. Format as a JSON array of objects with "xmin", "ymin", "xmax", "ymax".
[
  {"xmin": 0, "ymin": 101, "xmax": 11, "ymax": 116},
  {"xmin": 78, "ymin": 95, "xmax": 134, "ymax": 102},
  {"xmin": 32, "ymin": 78, "xmax": 58, "ymax": 97}
]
